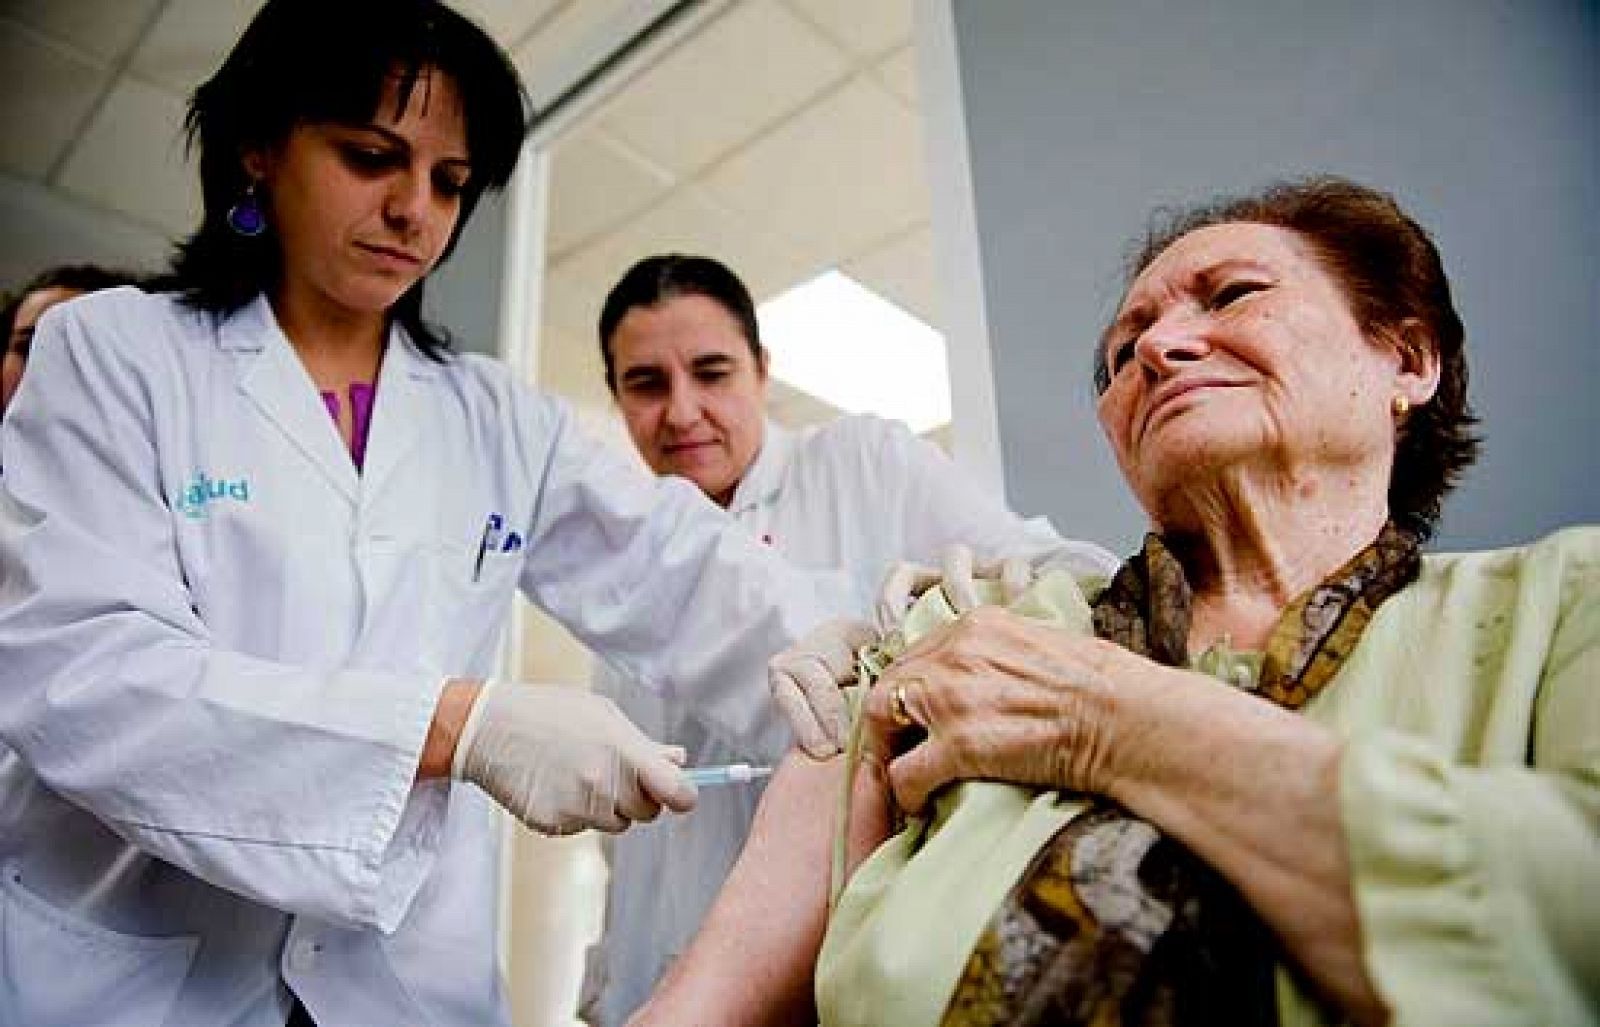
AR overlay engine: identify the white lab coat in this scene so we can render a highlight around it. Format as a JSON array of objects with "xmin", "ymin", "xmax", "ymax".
[
  {"xmin": 589, "ymin": 418, "xmax": 1117, "ymax": 1025},
  {"xmin": 0, "ymin": 290, "xmax": 834, "ymax": 1026}
]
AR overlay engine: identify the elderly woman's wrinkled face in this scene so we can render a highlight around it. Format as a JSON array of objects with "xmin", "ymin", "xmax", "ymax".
[{"xmin": 1096, "ymin": 223, "xmax": 1415, "ymax": 524}]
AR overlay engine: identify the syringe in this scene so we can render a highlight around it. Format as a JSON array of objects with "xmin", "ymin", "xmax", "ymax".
[{"xmin": 684, "ymin": 763, "xmax": 773, "ymax": 787}]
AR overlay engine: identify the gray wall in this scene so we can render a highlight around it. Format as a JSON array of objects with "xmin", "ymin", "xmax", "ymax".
[
  {"xmin": 424, "ymin": 187, "xmax": 508, "ymax": 358},
  {"xmin": 953, "ymin": 0, "xmax": 1599, "ymax": 555},
  {"xmin": 0, "ymin": 174, "xmax": 171, "ymax": 287}
]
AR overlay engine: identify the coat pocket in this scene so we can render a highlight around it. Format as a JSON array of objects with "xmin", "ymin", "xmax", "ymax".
[
  {"xmin": 0, "ymin": 859, "xmax": 200, "ymax": 1027},
  {"xmin": 425, "ymin": 538, "xmax": 523, "ymax": 676}
]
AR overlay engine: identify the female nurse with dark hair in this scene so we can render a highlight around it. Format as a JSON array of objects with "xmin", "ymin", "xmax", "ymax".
[
  {"xmin": 0, "ymin": 2, "xmax": 839, "ymax": 1023},
  {"xmin": 587, "ymin": 252, "xmax": 1115, "ymax": 1022}
]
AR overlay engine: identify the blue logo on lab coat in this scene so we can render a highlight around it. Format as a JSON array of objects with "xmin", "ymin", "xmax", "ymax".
[{"xmin": 175, "ymin": 472, "xmax": 251, "ymax": 519}]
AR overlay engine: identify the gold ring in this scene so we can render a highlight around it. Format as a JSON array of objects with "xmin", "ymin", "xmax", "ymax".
[{"xmin": 889, "ymin": 682, "xmax": 915, "ymax": 728}]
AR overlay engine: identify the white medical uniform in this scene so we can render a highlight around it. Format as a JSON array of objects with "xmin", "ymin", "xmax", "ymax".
[
  {"xmin": 0, "ymin": 290, "xmax": 834, "ymax": 1026},
  {"xmin": 589, "ymin": 417, "xmax": 1117, "ymax": 1024}
]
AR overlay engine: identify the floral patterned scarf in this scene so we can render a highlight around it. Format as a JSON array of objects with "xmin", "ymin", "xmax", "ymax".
[{"xmin": 941, "ymin": 523, "xmax": 1421, "ymax": 1026}]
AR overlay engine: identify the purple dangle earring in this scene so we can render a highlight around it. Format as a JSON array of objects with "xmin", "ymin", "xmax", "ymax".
[{"xmin": 226, "ymin": 182, "xmax": 266, "ymax": 237}]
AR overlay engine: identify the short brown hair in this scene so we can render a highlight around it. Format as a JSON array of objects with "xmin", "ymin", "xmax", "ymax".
[
  {"xmin": 1103, "ymin": 176, "xmax": 1479, "ymax": 539},
  {"xmin": 2, "ymin": 264, "xmax": 142, "ymax": 354}
]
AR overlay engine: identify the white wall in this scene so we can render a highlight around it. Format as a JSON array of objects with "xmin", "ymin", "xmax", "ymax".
[{"xmin": 951, "ymin": 0, "xmax": 1599, "ymax": 554}]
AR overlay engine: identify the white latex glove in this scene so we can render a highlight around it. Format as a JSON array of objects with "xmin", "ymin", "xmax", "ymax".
[
  {"xmin": 875, "ymin": 543, "xmax": 1035, "ymax": 633},
  {"xmin": 452, "ymin": 681, "xmax": 696, "ymax": 836},
  {"xmin": 768, "ymin": 619, "xmax": 878, "ymax": 758}
]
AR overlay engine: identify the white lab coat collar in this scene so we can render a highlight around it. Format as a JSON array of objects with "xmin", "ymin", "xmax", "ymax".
[
  {"xmin": 224, "ymin": 293, "xmax": 438, "ymax": 506},
  {"xmin": 727, "ymin": 419, "xmax": 797, "ymax": 518}
]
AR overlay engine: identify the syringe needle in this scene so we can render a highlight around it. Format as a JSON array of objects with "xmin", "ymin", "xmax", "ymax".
[{"xmin": 684, "ymin": 763, "xmax": 774, "ymax": 786}]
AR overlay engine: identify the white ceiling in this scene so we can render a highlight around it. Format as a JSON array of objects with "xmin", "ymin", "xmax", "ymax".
[{"xmin": 0, "ymin": 0, "xmax": 935, "ymax": 425}]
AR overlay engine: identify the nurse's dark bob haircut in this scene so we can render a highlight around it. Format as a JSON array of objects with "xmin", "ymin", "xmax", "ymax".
[
  {"xmin": 166, "ymin": 0, "xmax": 528, "ymax": 360},
  {"xmin": 597, "ymin": 254, "xmax": 766, "ymax": 394}
]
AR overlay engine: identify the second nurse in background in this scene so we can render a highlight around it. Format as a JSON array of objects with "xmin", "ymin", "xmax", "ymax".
[{"xmin": 586, "ymin": 253, "xmax": 1116, "ymax": 1023}]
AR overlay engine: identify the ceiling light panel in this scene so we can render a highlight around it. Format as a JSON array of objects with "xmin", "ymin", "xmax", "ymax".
[
  {"xmin": 56, "ymin": 76, "xmax": 197, "ymax": 234},
  {"xmin": 842, "ymin": 223, "xmax": 938, "ymax": 329},
  {"xmin": 451, "ymin": 0, "xmax": 562, "ymax": 49},
  {"xmin": 0, "ymin": 21, "xmax": 110, "ymax": 178},
  {"xmin": 702, "ymin": 79, "xmax": 928, "ymax": 263},
  {"xmin": 759, "ymin": 270, "xmax": 949, "ymax": 432},
  {"xmin": 130, "ymin": 0, "xmax": 258, "ymax": 93},
  {"xmin": 552, "ymin": 184, "xmax": 813, "ymax": 318},
  {"xmin": 3, "ymin": 0, "xmax": 163, "ymax": 64},
  {"xmin": 781, "ymin": 0, "xmax": 911, "ymax": 59},
  {"xmin": 596, "ymin": 0, "xmax": 849, "ymax": 178},
  {"xmin": 512, "ymin": 0, "xmax": 643, "ymax": 108},
  {"xmin": 874, "ymin": 45, "xmax": 919, "ymax": 107},
  {"xmin": 547, "ymin": 126, "xmax": 674, "ymax": 258}
]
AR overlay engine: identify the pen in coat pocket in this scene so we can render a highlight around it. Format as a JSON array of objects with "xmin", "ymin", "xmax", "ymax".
[{"xmin": 473, "ymin": 513, "xmax": 503, "ymax": 582}]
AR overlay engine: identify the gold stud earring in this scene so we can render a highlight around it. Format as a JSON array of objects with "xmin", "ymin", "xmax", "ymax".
[{"xmin": 1392, "ymin": 395, "xmax": 1410, "ymax": 418}]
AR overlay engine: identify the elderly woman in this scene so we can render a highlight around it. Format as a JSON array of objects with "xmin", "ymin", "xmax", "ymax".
[{"xmin": 632, "ymin": 178, "xmax": 1598, "ymax": 1026}]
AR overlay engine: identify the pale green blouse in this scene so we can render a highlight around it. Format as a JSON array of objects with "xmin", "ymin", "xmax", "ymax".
[
  {"xmin": 818, "ymin": 527, "xmax": 1599, "ymax": 1026},
  {"xmin": 1289, "ymin": 527, "xmax": 1599, "ymax": 1025}
]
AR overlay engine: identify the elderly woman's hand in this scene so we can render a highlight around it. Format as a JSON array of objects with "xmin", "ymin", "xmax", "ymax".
[{"xmin": 861, "ymin": 605, "xmax": 1176, "ymax": 813}]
